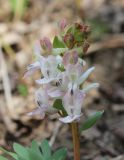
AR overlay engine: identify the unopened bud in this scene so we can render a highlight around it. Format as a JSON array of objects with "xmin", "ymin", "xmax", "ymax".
[
  {"xmin": 63, "ymin": 50, "xmax": 78, "ymax": 65},
  {"xmin": 81, "ymin": 25, "xmax": 91, "ymax": 33},
  {"xmin": 63, "ymin": 33, "xmax": 75, "ymax": 49},
  {"xmin": 71, "ymin": 50, "xmax": 78, "ymax": 64},
  {"xmin": 75, "ymin": 22, "xmax": 83, "ymax": 30},
  {"xmin": 59, "ymin": 19, "xmax": 67, "ymax": 31},
  {"xmin": 40, "ymin": 37, "xmax": 52, "ymax": 51}
]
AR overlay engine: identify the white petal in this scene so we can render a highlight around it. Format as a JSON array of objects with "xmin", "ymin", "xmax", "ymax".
[
  {"xmin": 77, "ymin": 67, "xmax": 95, "ymax": 85},
  {"xmin": 73, "ymin": 91, "xmax": 85, "ymax": 115},
  {"xmin": 59, "ymin": 115, "xmax": 82, "ymax": 123},
  {"xmin": 27, "ymin": 61, "xmax": 40, "ymax": 70},
  {"xmin": 35, "ymin": 89, "xmax": 49, "ymax": 105},
  {"xmin": 23, "ymin": 62, "xmax": 41, "ymax": 78},
  {"xmin": 63, "ymin": 90, "xmax": 84, "ymax": 116},
  {"xmin": 35, "ymin": 78, "xmax": 55, "ymax": 84},
  {"xmin": 47, "ymin": 87, "xmax": 64, "ymax": 98},
  {"xmin": 82, "ymin": 83, "xmax": 99, "ymax": 93},
  {"xmin": 56, "ymin": 55, "xmax": 62, "ymax": 64},
  {"xmin": 63, "ymin": 92, "xmax": 73, "ymax": 115},
  {"xmin": 27, "ymin": 108, "xmax": 45, "ymax": 119},
  {"xmin": 24, "ymin": 61, "xmax": 40, "ymax": 77},
  {"xmin": 23, "ymin": 69, "xmax": 35, "ymax": 78}
]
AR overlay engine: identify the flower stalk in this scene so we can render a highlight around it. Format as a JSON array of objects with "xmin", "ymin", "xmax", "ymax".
[{"xmin": 71, "ymin": 122, "xmax": 80, "ymax": 160}]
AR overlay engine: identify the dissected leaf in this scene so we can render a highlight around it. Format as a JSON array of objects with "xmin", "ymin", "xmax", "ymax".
[
  {"xmin": 13, "ymin": 143, "xmax": 29, "ymax": 160},
  {"xmin": 39, "ymin": 140, "xmax": 51, "ymax": 159},
  {"xmin": 52, "ymin": 148, "xmax": 67, "ymax": 160},
  {"xmin": 0, "ymin": 140, "xmax": 67, "ymax": 160},
  {"xmin": 17, "ymin": 156, "xmax": 26, "ymax": 160},
  {"xmin": 30, "ymin": 140, "xmax": 43, "ymax": 159},
  {"xmin": 0, "ymin": 147, "xmax": 18, "ymax": 160},
  {"xmin": 80, "ymin": 111, "xmax": 104, "ymax": 131},
  {"xmin": 0, "ymin": 156, "xmax": 8, "ymax": 160},
  {"xmin": 28, "ymin": 148, "xmax": 43, "ymax": 160}
]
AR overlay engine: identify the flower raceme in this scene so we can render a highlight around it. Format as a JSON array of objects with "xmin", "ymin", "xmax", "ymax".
[{"xmin": 24, "ymin": 44, "xmax": 99, "ymax": 123}]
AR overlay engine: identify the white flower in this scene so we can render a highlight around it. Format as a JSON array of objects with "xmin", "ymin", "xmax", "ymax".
[
  {"xmin": 27, "ymin": 87, "xmax": 57, "ymax": 118},
  {"xmin": 25, "ymin": 45, "xmax": 99, "ymax": 123},
  {"xmin": 48, "ymin": 64, "xmax": 97, "ymax": 98},
  {"xmin": 24, "ymin": 43, "xmax": 62, "ymax": 84},
  {"xmin": 47, "ymin": 62, "xmax": 99, "ymax": 123},
  {"xmin": 35, "ymin": 55, "xmax": 62, "ymax": 84},
  {"xmin": 23, "ymin": 43, "xmax": 43, "ymax": 78},
  {"xmin": 59, "ymin": 89, "xmax": 85, "ymax": 123}
]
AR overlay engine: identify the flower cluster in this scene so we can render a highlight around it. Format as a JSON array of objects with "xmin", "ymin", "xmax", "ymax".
[{"xmin": 24, "ymin": 20, "xmax": 99, "ymax": 123}]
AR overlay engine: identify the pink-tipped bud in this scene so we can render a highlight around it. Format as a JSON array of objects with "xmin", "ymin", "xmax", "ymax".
[
  {"xmin": 75, "ymin": 23, "xmax": 91, "ymax": 33},
  {"xmin": 81, "ymin": 25, "xmax": 91, "ymax": 33},
  {"xmin": 63, "ymin": 33, "xmax": 75, "ymax": 49},
  {"xmin": 40, "ymin": 37, "xmax": 52, "ymax": 51},
  {"xmin": 75, "ymin": 22, "xmax": 83, "ymax": 30},
  {"xmin": 59, "ymin": 19, "xmax": 67, "ymax": 31},
  {"xmin": 63, "ymin": 50, "xmax": 78, "ymax": 65},
  {"xmin": 71, "ymin": 50, "xmax": 78, "ymax": 64}
]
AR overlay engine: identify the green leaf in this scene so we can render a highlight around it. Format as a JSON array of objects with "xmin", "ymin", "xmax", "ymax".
[
  {"xmin": 53, "ymin": 99, "xmax": 63, "ymax": 110},
  {"xmin": 0, "ymin": 156, "xmax": 8, "ymax": 160},
  {"xmin": 0, "ymin": 147, "xmax": 18, "ymax": 160},
  {"xmin": 17, "ymin": 157, "xmax": 25, "ymax": 160},
  {"xmin": 39, "ymin": 140, "xmax": 51, "ymax": 159},
  {"xmin": 28, "ymin": 148, "xmax": 43, "ymax": 160},
  {"xmin": 30, "ymin": 140, "xmax": 43, "ymax": 160},
  {"xmin": 66, "ymin": 26, "xmax": 74, "ymax": 34},
  {"xmin": 53, "ymin": 99, "xmax": 67, "ymax": 116},
  {"xmin": 13, "ymin": 143, "xmax": 29, "ymax": 160},
  {"xmin": 53, "ymin": 36, "xmax": 65, "ymax": 48},
  {"xmin": 52, "ymin": 148, "xmax": 67, "ymax": 160},
  {"xmin": 17, "ymin": 156, "xmax": 26, "ymax": 160},
  {"xmin": 80, "ymin": 111, "xmax": 104, "ymax": 132}
]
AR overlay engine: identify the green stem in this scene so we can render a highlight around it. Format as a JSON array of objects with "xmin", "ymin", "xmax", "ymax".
[{"xmin": 71, "ymin": 122, "xmax": 80, "ymax": 160}]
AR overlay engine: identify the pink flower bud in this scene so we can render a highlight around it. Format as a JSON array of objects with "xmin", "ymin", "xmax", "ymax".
[
  {"xmin": 81, "ymin": 25, "xmax": 91, "ymax": 33},
  {"xmin": 40, "ymin": 37, "xmax": 52, "ymax": 51},
  {"xmin": 63, "ymin": 50, "xmax": 78, "ymax": 65},
  {"xmin": 59, "ymin": 19, "xmax": 67, "ymax": 31},
  {"xmin": 75, "ymin": 22, "xmax": 83, "ymax": 30},
  {"xmin": 63, "ymin": 33, "xmax": 75, "ymax": 49}
]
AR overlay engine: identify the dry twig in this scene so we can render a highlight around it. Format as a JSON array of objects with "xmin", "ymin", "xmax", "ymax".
[
  {"xmin": 87, "ymin": 34, "xmax": 124, "ymax": 54},
  {"xmin": 0, "ymin": 48, "xmax": 16, "ymax": 132}
]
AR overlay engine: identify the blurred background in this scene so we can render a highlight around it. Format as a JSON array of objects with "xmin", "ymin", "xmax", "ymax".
[{"xmin": 0, "ymin": 0, "xmax": 124, "ymax": 159}]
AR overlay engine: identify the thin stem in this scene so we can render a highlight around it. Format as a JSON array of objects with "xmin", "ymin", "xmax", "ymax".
[{"xmin": 71, "ymin": 122, "xmax": 80, "ymax": 160}]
